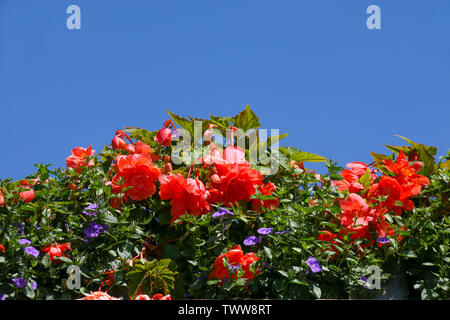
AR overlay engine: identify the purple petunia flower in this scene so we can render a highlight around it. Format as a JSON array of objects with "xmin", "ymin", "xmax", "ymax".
[
  {"xmin": 306, "ymin": 256, "xmax": 322, "ymax": 273},
  {"xmin": 243, "ymin": 236, "xmax": 260, "ymax": 246},
  {"xmin": 31, "ymin": 281, "xmax": 37, "ymax": 290},
  {"xmin": 0, "ymin": 293, "xmax": 5, "ymax": 300},
  {"xmin": 82, "ymin": 204, "xmax": 98, "ymax": 216},
  {"xmin": 377, "ymin": 237, "xmax": 390, "ymax": 244},
  {"xmin": 11, "ymin": 278, "xmax": 27, "ymax": 288},
  {"xmin": 275, "ymin": 230, "xmax": 289, "ymax": 234},
  {"xmin": 36, "ymin": 223, "xmax": 41, "ymax": 230},
  {"xmin": 212, "ymin": 207, "xmax": 234, "ymax": 218},
  {"xmin": 16, "ymin": 224, "xmax": 25, "ymax": 235},
  {"xmin": 84, "ymin": 222, "xmax": 108, "ymax": 239},
  {"xmin": 18, "ymin": 239, "xmax": 32, "ymax": 245},
  {"xmin": 257, "ymin": 227, "xmax": 273, "ymax": 235},
  {"xmin": 24, "ymin": 246, "xmax": 39, "ymax": 258}
]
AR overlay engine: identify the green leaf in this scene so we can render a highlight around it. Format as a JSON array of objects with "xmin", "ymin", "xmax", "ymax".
[
  {"xmin": 25, "ymin": 285, "xmax": 36, "ymax": 299},
  {"xmin": 280, "ymin": 147, "xmax": 327, "ymax": 163},
  {"xmin": 126, "ymin": 258, "xmax": 178, "ymax": 298},
  {"xmin": 403, "ymin": 250, "xmax": 417, "ymax": 259},
  {"xmin": 278, "ymin": 270, "xmax": 289, "ymax": 278},
  {"xmin": 308, "ymin": 282, "xmax": 321, "ymax": 298},
  {"xmin": 264, "ymin": 246, "xmax": 272, "ymax": 260},
  {"xmin": 370, "ymin": 152, "xmax": 392, "ymax": 174},
  {"xmin": 358, "ymin": 168, "xmax": 371, "ymax": 188},
  {"xmin": 54, "ymin": 256, "xmax": 72, "ymax": 264},
  {"xmin": 167, "ymin": 109, "xmax": 195, "ymax": 138},
  {"xmin": 231, "ymin": 105, "xmax": 261, "ymax": 131}
]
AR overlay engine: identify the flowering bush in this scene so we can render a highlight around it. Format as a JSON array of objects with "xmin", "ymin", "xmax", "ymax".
[{"xmin": 0, "ymin": 106, "xmax": 448, "ymax": 300}]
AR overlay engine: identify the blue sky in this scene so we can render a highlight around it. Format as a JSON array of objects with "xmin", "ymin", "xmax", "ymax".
[{"xmin": 1, "ymin": 0, "xmax": 449, "ymax": 180}]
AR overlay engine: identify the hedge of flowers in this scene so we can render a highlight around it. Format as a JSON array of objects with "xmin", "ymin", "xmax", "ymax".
[{"xmin": 0, "ymin": 106, "xmax": 449, "ymax": 300}]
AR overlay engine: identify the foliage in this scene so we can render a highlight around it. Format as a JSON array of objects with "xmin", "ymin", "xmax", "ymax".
[{"xmin": 0, "ymin": 106, "xmax": 448, "ymax": 300}]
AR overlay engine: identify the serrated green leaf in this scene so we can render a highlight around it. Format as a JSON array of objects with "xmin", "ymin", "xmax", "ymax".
[{"xmin": 280, "ymin": 147, "xmax": 327, "ymax": 163}]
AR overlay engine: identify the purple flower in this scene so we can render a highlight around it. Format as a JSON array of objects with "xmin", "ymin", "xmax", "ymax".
[
  {"xmin": 36, "ymin": 223, "xmax": 41, "ymax": 230},
  {"xmin": 31, "ymin": 281, "xmax": 37, "ymax": 290},
  {"xmin": 0, "ymin": 293, "xmax": 5, "ymax": 300},
  {"xmin": 360, "ymin": 276, "xmax": 369, "ymax": 288},
  {"xmin": 377, "ymin": 237, "xmax": 390, "ymax": 244},
  {"xmin": 227, "ymin": 263, "xmax": 240, "ymax": 271},
  {"xmin": 83, "ymin": 204, "xmax": 98, "ymax": 216},
  {"xmin": 11, "ymin": 278, "xmax": 27, "ymax": 288},
  {"xmin": 16, "ymin": 224, "xmax": 25, "ymax": 235},
  {"xmin": 257, "ymin": 227, "xmax": 273, "ymax": 235},
  {"xmin": 306, "ymin": 256, "xmax": 322, "ymax": 273},
  {"xmin": 84, "ymin": 222, "xmax": 108, "ymax": 239},
  {"xmin": 18, "ymin": 239, "xmax": 32, "ymax": 245},
  {"xmin": 212, "ymin": 207, "xmax": 234, "ymax": 218},
  {"xmin": 24, "ymin": 246, "xmax": 39, "ymax": 258},
  {"xmin": 171, "ymin": 128, "xmax": 182, "ymax": 139},
  {"xmin": 275, "ymin": 230, "xmax": 289, "ymax": 234},
  {"xmin": 243, "ymin": 236, "xmax": 260, "ymax": 246}
]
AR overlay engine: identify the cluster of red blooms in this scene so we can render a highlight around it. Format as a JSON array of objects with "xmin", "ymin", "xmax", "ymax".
[
  {"xmin": 0, "ymin": 176, "xmax": 50, "ymax": 207},
  {"xmin": 318, "ymin": 151, "xmax": 430, "ymax": 252},
  {"xmin": 208, "ymin": 245, "xmax": 260, "ymax": 282}
]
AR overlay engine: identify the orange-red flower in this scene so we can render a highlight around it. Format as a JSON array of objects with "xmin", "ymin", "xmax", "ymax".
[
  {"xmin": 332, "ymin": 162, "xmax": 376, "ymax": 193},
  {"xmin": 18, "ymin": 180, "xmax": 35, "ymax": 203},
  {"xmin": 251, "ymin": 182, "xmax": 280, "ymax": 212},
  {"xmin": 66, "ymin": 145, "xmax": 95, "ymax": 173},
  {"xmin": 112, "ymin": 153, "xmax": 161, "ymax": 201},
  {"xmin": 0, "ymin": 243, "xmax": 5, "ymax": 253},
  {"xmin": 40, "ymin": 243, "xmax": 72, "ymax": 263},
  {"xmin": 209, "ymin": 245, "xmax": 260, "ymax": 282},
  {"xmin": 0, "ymin": 191, "xmax": 5, "ymax": 206},
  {"xmin": 158, "ymin": 174, "xmax": 210, "ymax": 225},
  {"xmin": 382, "ymin": 151, "xmax": 430, "ymax": 196}
]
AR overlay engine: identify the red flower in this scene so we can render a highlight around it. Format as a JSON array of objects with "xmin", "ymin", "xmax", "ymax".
[
  {"xmin": 112, "ymin": 135, "xmax": 128, "ymax": 150},
  {"xmin": 210, "ymin": 153, "xmax": 263, "ymax": 204},
  {"xmin": 134, "ymin": 141, "xmax": 161, "ymax": 162},
  {"xmin": 0, "ymin": 243, "xmax": 5, "ymax": 253},
  {"xmin": 112, "ymin": 153, "xmax": 161, "ymax": 201},
  {"xmin": 41, "ymin": 243, "xmax": 72, "ymax": 263},
  {"xmin": 66, "ymin": 145, "xmax": 95, "ymax": 173},
  {"xmin": 338, "ymin": 193, "xmax": 375, "ymax": 230},
  {"xmin": 158, "ymin": 174, "xmax": 211, "ymax": 225},
  {"xmin": 317, "ymin": 230, "xmax": 340, "ymax": 256},
  {"xmin": 155, "ymin": 120, "xmax": 173, "ymax": 147},
  {"xmin": 382, "ymin": 151, "xmax": 430, "ymax": 196},
  {"xmin": 332, "ymin": 162, "xmax": 375, "ymax": 193},
  {"xmin": 18, "ymin": 180, "xmax": 35, "ymax": 203},
  {"xmin": 209, "ymin": 245, "xmax": 260, "ymax": 282},
  {"xmin": 251, "ymin": 182, "xmax": 280, "ymax": 212},
  {"xmin": 0, "ymin": 191, "xmax": 5, "ymax": 206}
]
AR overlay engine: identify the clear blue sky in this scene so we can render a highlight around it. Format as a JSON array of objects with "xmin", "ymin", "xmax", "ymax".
[{"xmin": 1, "ymin": 0, "xmax": 449, "ymax": 180}]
